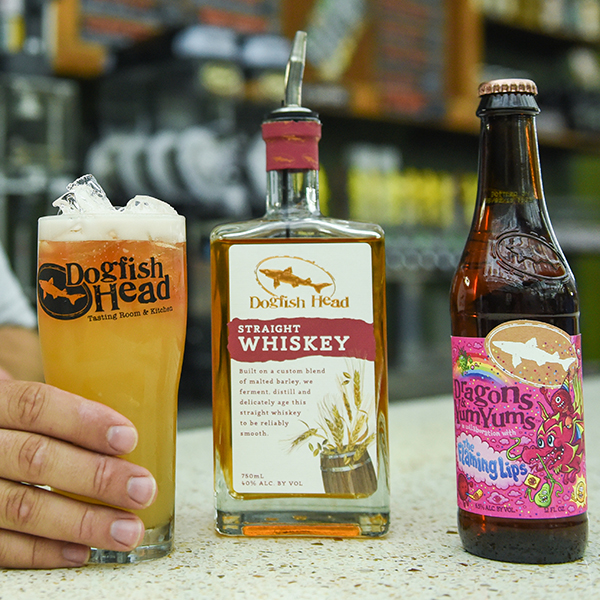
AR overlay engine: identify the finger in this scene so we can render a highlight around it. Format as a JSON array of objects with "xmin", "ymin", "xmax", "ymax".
[
  {"xmin": 0, "ymin": 479, "xmax": 145, "ymax": 554},
  {"xmin": 0, "ymin": 529, "xmax": 90, "ymax": 569},
  {"xmin": 0, "ymin": 380, "xmax": 138, "ymax": 455},
  {"xmin": 0, "ymin": 429, "xmax": 157, "ymax": 510}
]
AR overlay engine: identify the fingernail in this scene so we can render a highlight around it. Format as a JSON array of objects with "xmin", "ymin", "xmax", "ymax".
[
  {"xmin": 62, "ymin": 543, "xmax": 90, "ymax": 566},
  {"xmin": 110, "ymin": 519, "xmax": 144, "ymax": 548},
  {"xmin": 106, "ymin": 425, "xmax": 138, "ymax": 454},
  {"xmin": 127, "ymin": 475, "xmax": 157, "ymax": 507}
]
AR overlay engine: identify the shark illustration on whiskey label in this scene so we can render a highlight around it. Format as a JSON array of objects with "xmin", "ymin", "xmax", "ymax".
[
  {"xmin": 258, "ymin": 265, "xmax": 333, "ymax": 294},
  {"xmin": 255, "ymin": 255, "xmax": 335, "ymax": 297}
]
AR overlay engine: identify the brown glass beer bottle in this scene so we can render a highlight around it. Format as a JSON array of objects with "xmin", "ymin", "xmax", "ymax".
[{"xmin": 450, "ymin": 79, "xmax": 588, "ymax": 563}]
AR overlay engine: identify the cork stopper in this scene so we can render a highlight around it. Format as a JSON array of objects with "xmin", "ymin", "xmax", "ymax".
[
  {"xmin": 478, "ymin": 79, "xmax": 538, "ymax": 97},
  {"xmin": 262, "ymin": 120, "xmax": 321, "ymax": 171}
]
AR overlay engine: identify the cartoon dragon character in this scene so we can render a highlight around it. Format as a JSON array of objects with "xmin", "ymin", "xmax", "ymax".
[{"xmin": 508, "ymin": 383, "xmax": 584, "ymax": 486}]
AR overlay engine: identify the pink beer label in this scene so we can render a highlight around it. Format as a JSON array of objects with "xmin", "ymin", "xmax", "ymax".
[{"xmin": 452, "ymin": 320, "xmax": 587, "ymax": 519}]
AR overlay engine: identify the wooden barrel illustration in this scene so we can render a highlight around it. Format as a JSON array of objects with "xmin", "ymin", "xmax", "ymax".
[{"xmin": 320, "ymin": 449, "xmax": 377, "ymax": 496}]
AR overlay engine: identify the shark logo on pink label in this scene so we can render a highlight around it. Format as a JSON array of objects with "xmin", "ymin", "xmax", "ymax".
[
  {"xmin": 486, "ymin": 320, "xmax": 577, "ymax": 388},
  {"xmin": 452, "ymin": 320, "xmax": 587, "ymax": 519}
]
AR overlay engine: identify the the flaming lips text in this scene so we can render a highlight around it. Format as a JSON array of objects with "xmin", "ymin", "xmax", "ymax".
[{"xmin": 227, "ymin": 317, "xmax": 375, "ymax": 362}]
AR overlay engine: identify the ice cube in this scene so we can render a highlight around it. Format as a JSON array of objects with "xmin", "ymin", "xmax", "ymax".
[
  {"xmin": 53, "ymin": 174, "xmax": 116, "ymax": 214},
  {"xmin": 52, "ymin": 174, "xmax": 179, "ymax": 216},
  {"xmin": 122, "ymin": 194, "xmax": 178, "ymax": 215}
]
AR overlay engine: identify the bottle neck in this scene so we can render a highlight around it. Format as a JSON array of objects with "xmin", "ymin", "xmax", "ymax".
[
  {"xmin": 476, "ymin": 110, "xmax": 545, "ymax": 214},
  {"xmin": 266, "ymin": 168, "xmax": 321, "ymax": 219}
]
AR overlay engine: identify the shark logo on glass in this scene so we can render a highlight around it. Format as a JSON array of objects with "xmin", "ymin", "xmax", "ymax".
[{"xmin": 38, "ymin": 263, "xmax": 92, "ymax": 320}]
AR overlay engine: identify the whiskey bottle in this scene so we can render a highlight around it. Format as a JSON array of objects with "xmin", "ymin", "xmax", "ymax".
[{"xmin": 210, "ymin": 31, "xmax": 390, "ymax": 536}]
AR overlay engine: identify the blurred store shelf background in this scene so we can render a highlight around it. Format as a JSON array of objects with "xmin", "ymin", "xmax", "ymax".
[{"xmin": 1, "ymin": 0, "xmax": 599, "ymax": 408}]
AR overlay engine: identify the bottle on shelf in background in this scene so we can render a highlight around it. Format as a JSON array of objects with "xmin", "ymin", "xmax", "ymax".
[{"xmin": 450, "ymin": 78, "xmax": 588, "ymax": 563}]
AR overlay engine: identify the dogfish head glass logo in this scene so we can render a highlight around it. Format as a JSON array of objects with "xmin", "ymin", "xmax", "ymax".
[{"xmin": 38, "ymin": 263, "xmax": 92, "ymax": 320}]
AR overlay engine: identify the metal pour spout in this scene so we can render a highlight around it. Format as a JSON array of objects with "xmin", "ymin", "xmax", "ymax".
[{"xmin": 283, "ymin": 31, "xmax": 307, "ymax": 108}]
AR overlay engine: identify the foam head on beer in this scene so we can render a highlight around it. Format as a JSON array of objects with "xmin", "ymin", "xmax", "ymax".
[{"xmin": 44, "ymin": 174, "xmax": 184, "ymax": 243}]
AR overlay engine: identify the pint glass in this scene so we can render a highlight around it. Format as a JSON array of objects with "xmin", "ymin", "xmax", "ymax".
[{"xmin": 37, "ymin": 210, "xmax": 187, "ymax": 563}]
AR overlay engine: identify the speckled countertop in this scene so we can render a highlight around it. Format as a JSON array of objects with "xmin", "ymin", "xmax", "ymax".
[{"xmin": 3, "ymin": 377, "xmax": 599, "ymax": 599}]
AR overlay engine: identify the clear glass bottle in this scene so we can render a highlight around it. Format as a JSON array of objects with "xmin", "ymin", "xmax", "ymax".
[
  {"xmin": 210, "ymin": 32, "xmax": 390, "ymax": 536},
  {"xmin": 450, "ymin": 79, "xmax": 588, "ymax": 563}
]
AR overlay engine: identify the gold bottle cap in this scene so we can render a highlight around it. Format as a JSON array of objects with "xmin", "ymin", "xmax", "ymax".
[{"xmin": 478, "ymin": 79, "xmax": 538, "ymax": 96}]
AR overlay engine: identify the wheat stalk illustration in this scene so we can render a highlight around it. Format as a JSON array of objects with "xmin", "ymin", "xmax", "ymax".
[{"xmin": 290, "ymin": 365, "xmax": 374, "ymax": 466}]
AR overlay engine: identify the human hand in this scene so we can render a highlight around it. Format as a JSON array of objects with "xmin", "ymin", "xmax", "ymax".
[{"xmin": 0, "ymin": 381, "xmax": 157, "ymax": 569}]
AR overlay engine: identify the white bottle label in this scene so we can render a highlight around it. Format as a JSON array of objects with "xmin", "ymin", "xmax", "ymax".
[{"xmin": 228, "ymin": 242, "xmax": 378, "ymax": 495}]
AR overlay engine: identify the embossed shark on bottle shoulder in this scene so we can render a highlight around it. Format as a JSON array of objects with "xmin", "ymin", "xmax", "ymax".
[
  {"xmin": 259, "ymin": 266, "xmax": 332, "ymax": 294},
  {"xmin": 491, "ymin": 337, "xmax": 576, "ymax": 370}
]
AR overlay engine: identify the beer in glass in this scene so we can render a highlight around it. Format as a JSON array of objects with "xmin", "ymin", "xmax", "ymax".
[{"xmin": 37, "ymin": 175, "xmax": 187, "ymax": 563}]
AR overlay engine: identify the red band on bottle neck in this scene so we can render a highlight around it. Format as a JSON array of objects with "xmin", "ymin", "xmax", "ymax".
[{"xmin": 262, "ymin": 120, "xmax": 321, "ymax": 171}]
